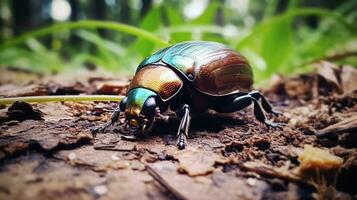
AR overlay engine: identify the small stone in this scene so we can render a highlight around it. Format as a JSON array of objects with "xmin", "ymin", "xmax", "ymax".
[
  {"xmin": 219, "ymin": 136, "xmax": 232, "ymax": 144},
  {"xmin": 68, "ymin": 152, "xmax": 77, "ymax": 161},
  {"xmin": 111, "ymin": 154, "xmax": 120, "ymax": 161},
  {"xmin": 246, "ymin": 178, "xmax": 256, "ymax": 187},
  {"xmin": 130, "ymin": 160, "xmax": 145, "ymax": 171},
  {"xmin": 93, "ymin": 185, "xmax": 108, "ymax": 196},
  {"xmin": 24, "ymin": 174, "xmax": 42, "ymax": 183}
]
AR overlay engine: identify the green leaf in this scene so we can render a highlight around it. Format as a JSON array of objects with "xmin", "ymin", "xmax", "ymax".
[
  {"xmin": 165, "ymin": 6, "xmax": 184, "ymax": 26},
  {"xmin": 191, "ymin": 1, "xmax": 220, "ymax": 24},
  {"xmin": 260, "ymin": 17, "xmax": 293, "ymax": 74}
]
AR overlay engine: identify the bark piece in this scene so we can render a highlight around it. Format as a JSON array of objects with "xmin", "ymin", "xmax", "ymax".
[
  {"xmin": 0, "ymin": 119, "xmax": 92, "ymax": 159},
  {"xmin": 6, "ymin": 101, "xmax": 43, "ymax": 122},
  {"xmin": 95, "ymin": 80, "xmax": 128, "ymax": 95},
  {"xmin": 173, "ymin": 147, "xmax": 228, "ymax": 176},
  {"xmin": 148, "ymin": 161, "xmax": 269, "ymax": 200},
  {"xmin": 0, "ymin": 84, "xmax": 47, "ymax": 97}
]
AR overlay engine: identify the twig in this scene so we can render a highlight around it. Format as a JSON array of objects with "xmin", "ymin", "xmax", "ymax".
[
  {"xmin": 299, "ymin": 51, "xmax": 357, "ymax": 68},
  {"xmin": 320, "ymin": 51, "xmax": 357, "ymax": 62},
  {"xmin": 93, "ymin": 144, "xmax": 117, "ymax": 150},
  {"xmin": 93, "ymin": 144, "xmax": 136, "ymax": 152},
  {"xmin": 233, "ymin": 161, "xmax": 309, "ymax": 185},
  {"xmin": 145, "ymin": 165, "xmax": 187, "ymax": 200},
  {"xmin": 316, "ymin": 116, "xmax": 357, "ymax": 138}
]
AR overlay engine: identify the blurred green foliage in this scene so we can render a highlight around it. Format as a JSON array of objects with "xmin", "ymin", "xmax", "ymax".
[{"xmin": 0, "ymin": 0, "xmax": 356, "ymax": 84}]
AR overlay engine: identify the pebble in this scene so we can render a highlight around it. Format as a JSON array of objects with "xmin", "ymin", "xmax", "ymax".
[
  {"xmin": 93, "ymin": 185, "xmax": 108, "ymax": 196},
  {"xmin": 68, "ymin": 152, "xmax": 77, "ymax": 161},
  {"xmin": 111, "ymin": 154, "xmax": 120, "ymax": 161},
  {"xmin": 246, "ymin": 178, "xmax": 256, "ymax": 187}
]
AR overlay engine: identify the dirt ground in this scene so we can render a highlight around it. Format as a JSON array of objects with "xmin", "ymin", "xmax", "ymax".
[{"xmin": 0, "ymin": 61, "xmax": 356, "ymax": 200}]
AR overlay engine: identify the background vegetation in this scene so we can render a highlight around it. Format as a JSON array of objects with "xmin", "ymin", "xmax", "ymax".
[{"xmin": 0, "ymin": 0, "xmax": 356, "ymax": 84}]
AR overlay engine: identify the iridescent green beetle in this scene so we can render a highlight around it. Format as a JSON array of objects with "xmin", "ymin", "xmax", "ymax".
[{"xmin": 95, "ymin": 41, "xmax": 281, "ymax": 149}]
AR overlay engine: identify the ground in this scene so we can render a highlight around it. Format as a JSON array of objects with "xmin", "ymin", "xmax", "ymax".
[{"xmin": 0, "ymin": 62, "xmax": 356, "ymax": 200}]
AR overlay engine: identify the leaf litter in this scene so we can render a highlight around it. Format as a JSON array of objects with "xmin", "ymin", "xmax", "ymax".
[{"xmin": 0, "ymin": 62, "xmax": 357, "ymax": 199}]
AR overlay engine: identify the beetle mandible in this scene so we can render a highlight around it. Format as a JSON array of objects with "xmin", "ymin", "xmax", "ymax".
[{"xmin": 95, "ymin": 41, "xmax": 282, "ymax": 149}]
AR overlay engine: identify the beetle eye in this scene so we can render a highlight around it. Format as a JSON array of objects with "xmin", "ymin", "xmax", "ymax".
[
  {"xmin": 142, "ymin": 97, "xmax": 156, "ymax": 117},
  {"xmin": 119, "ymin": 97, "xmax": 127, "ymax": 111}
]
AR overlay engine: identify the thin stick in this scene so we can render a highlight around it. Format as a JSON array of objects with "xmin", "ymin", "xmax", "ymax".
[
  {"xmin": 146, "ymin": 165, "xmax": 187, "ymax": 200},
  {"xmin": 298, "ymin": 51, "xmax": 357, "ymax": 67},
  {"xmin": 0, "ymin": 95, "xmax": 124, "ymax": 105}
]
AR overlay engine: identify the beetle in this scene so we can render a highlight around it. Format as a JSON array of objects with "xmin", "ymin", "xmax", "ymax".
[{"xmin": 94, "ymin": 41, "xmax": 282, "ymax": 149}]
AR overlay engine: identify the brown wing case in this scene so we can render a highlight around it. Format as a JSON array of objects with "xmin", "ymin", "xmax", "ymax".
[
  {"xmin": 129, "ymin": 65, "xmax": 183, "ymax": 101},
  {"xmin": 193, "ymin": 50, "xmax": 253, "ymax": 96}
]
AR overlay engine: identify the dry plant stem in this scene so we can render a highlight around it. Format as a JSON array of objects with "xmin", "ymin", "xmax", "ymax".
[
  {"xmin": 146, "ymin": 165, "xmax": 188, "ymax": 200},
  {"xmin": 299, "ymin": 51, "xmax": 357, "ymax": 68},
  {"xmin": 0, "ymin": 95, "xmax": 124, "ymax": 105}
]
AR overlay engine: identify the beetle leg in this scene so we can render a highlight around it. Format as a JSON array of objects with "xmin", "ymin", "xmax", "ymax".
[
  {"xmin": 91, "ymin": 107, "xmax": 121, "ymax": 136},
  {"xmin": 249, "ymin": 91, "xmax": 282, "ymax": 115},
  {"xmin": 213, "ymin": 94, "xmax": 282, "ymax": 129},
  {"xmin": 176, "ymin": 104, "xmax": 191, "ymax": 149},
  {"xmin": 250, "ymin": 97, "xmax": 282, "ymax": 129}
]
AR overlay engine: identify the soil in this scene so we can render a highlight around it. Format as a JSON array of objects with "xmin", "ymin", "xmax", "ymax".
[{"xmin": 0, "ymin": 62, "xmax": 356, "ymax": 200}]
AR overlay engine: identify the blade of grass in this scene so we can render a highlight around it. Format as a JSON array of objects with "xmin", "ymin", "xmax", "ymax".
[
  {"xmin": 285, "ymin": 8, "xmax": 357, "ymax": 32},
  {"xmin": 237, "ymin": 8, "xmax": 357, "ymax": 50},
  {"xmin": 76, "ymin": 30, "xmax": 124, "ymax": 57},
  {"xmin": 0, "ymin": 95, "xmax": 124, "ymax": 105},
  {"xmin": 0, "ymin": 20, "xmax": 169, "ymax": 51}
]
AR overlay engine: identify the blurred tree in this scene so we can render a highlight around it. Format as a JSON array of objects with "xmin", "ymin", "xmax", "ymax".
[
  {"xmin": 141, "ymin": 0, "xmax": 152, "ymax": 18},
  {"xmin": 12, "ymin": 0, "xmax": 32, "ymax": 35},
  {"xmin": 119, "ymin": 0, "xmax": 131, "ymax": 24},
  {"xmin": 11, "ymin": 0, "xmax": 48, "ymax": 35},
  {"xmin": 215, "ymin": 0, "xmax": 224, "ymax": 25},
  {"xmin": 90, "ymin": 0, "xmax": 107, "ymax": 37},
  {"xmin": 69, "ymin": 0, "xmax": 80, "ymax": 45},
  {"xmin": 69, "ymin": 0, "xmax": 79, "ymax": 21}
]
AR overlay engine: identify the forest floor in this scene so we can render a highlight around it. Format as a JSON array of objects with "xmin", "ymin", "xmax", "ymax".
[{"xmin": 0, "ymin": 61, "xmax": 356, "ymax": 200}]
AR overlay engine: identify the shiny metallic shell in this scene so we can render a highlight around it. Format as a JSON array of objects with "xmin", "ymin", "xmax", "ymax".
[
  {"xmin": 129, "ymin": 66, "xmax": 183, "ymax": 101},
  {"xmin": 137, "ymin": 41, "xmax": 253, "ymax": 96}
]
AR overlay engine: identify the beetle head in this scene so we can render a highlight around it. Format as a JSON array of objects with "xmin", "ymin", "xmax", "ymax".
[{"xmin": 120, "ymin": 88, "xmax": 157, "ymax": 135}]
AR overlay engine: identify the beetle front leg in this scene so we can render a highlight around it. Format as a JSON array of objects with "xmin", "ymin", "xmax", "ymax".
[
  {"xmin": 250, "ymin": 97, "xmax": 282, "ymax": 129},
  {"xmin": 91, "ymin": 107, "xmax": 121, "ymax": 136},
  {"xmin": 176, "ymin": 104, "xmax": 191, "ymax": 149}
]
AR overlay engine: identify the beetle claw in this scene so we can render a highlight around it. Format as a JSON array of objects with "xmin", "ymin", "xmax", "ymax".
[
  {"xmin": 271, "ymin": 109, "xmax": 283, "ymax": 116},
  {"xmin": 176, "ymin": 132, "xmax": 187, "ymax": 149},
  {"xmin": 121, "ymin": 135, "xmax": 138, "ymax": 141},
  {"xmin": 91, "ymin": 123, "xmax": 111, "ymax": 137},
  {"xmin": 177, "ymin": 141, "xmax": 186, "ymax": 150},
  {"xmin": 264, "ymin": 120, "xmax": 283, "ymax": 130}
]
